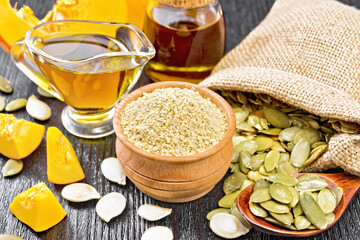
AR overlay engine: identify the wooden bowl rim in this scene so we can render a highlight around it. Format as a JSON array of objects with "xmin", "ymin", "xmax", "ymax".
[{"xmin": 113, "ymin": 81, "xmax": 236, "ymax": 164}]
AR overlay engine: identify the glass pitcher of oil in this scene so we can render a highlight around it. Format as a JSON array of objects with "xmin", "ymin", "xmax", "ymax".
[
  {"xmin": 11, "ymin": 20, "xmax": 155, "ymax": 138},
  {"xmin": 144, "ymin": 0, "xmax": 226, "ymax": 84}
]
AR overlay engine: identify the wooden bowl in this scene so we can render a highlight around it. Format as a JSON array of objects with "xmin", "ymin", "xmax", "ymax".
[{"xmin": 113, "ymin": 82, "xmax": 236, "ymax": 202}]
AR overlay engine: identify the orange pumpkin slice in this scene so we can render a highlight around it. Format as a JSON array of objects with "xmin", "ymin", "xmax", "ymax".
[
  {"xmin": 9, "ymin": 182, "xmax": 67, "ymax": 232},
  {"xmin": 47, "ymin": 126, "xmax": 85, "ymax": 184},
  {"xmin": 0, "ymin": 113, "xmax": 45, "ymax": 159}
]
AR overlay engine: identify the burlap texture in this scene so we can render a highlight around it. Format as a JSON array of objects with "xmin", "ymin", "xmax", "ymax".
[{"xmin": 200, "ymin": 0, "xmax": 360, "ymax": 176}]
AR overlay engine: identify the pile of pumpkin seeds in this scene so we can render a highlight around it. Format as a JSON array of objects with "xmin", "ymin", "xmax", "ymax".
[
  {"xmin": 207, "ymin": 91, "xmax": 357, "ymax": 236},
  {"xmin": 249, "ymin": 173, "xmax": 342, "ymax": 230}
]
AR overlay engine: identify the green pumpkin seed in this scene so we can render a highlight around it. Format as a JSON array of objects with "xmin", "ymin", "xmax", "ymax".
[
  {"xmin": 279, "ymin": 152, "xmax": 290, "ymax": 162},
  {"xmin": 233, "ymin": 136, "xmax": 248, "ymax": 147},
  {"xmin": 239, "ymin": 153, "xmax": 250, "ymax": 174},
  {"xmin": 332, "ymin": 187, "xmax": 343, "ymax": 205},
  {"xmin": 232, "ymin": 151, "xmax": 240, "ymax": 163},
  {"xmin": 317, "ymin": 188, "xmax": 337, "ymax": 214},
  {"xmin": 296, "ymin": 178, "xmax": 328, "ymax": 192},
  {"xmin": 230, "ymin": 163, "xmax": 240, "ymax": 173},
  {"xmin": 0, "ymin": 96, "xmax": 5, "ymax": 112},
  {"xmin": 1, "ymin": 159, "xmax": 23, "ymax": 177},
  {"xmin": 234, "ymin": 107, "xmax": 250, "ymax": 123},
  {"xmin": 291, "ymin": 117, "xmax": 310, "ymax": 128},
  {"xmin": 276, "ymin": 161, "xmax": 299, "ymax": 174},
  {"xmin": 269, "ymin": 183, "xmax": 292, "ymax": 204},
  {"xmin": 325, "ymin": 213, "xmax": 335, "ymax": 225},
  {"xmin": 236, "ymin": 92, "xmax": 248, "ymax": 104},
  {"xmin": 250, "ymin": 188, "xmax": 272, "ymax": 203},
  {"xmin": 249, "ymin": 152, "xmax": 267, "ymax": 170},
  {"xmin": 294, "ymin": 128, "xmax": 321, "ymax": 145},
  {"xmin": 264, "ymin": 108, "xmax": 291, "ymax": 128},
  {"xmin": 236, "ymin": 122, "xmax": 256, "ymax": 132},
  {"xmin": 264, "ymin": 217, "xmax": 297, "ymax": 230},
  {"xmin": 0, "ymin": 76, "xmax": 13, "ymax": 93},
  {"xmin": 269, "ymin": 173, "xmax": 298, "ymax": 186},
  {"xmin": 310, "ymin": 192, "xmax": 319, "ymax": 202},
  {"xmin": 293, "ymin": 202, "xmax": 303, "ymax": 217},
  {"xmin": 307, "ymin": 225, "xmax": 317, "ymax": 230},
  {"xmin": 239, "ymin": 150, "xmax": 252, "ymax": 168},
  {"xmin": 265, "ymin": 150, "xmax": 280, "ymax": 172},
  {"xmin": 223, "ymin": 172, "xmax": 246, "ymax": 194},
  {"xmin": 297, "ymin": 174, "xmax": 321, "ymax": 182},
  {"xmin": 240, "ymin": 179, "xmax": 254, "ymax": 192},
  {"xmin": 271, "ymin": 141, "xmax": 286, "ymax": 152},
  {"xmin": 304, "ymin": 144, "xmax": 328, "ymax": 166},
  {"xmin": 279, "ymin": 127, "xmax": 301, "ymax": 142},
  {"xmin": 5, "ymin": 98, "xmax": 27, "ymax": 112},
  {"xmin": 260, "ymin": 200, "xmax": 290, "ymax": 214},
  {"xmin": 320, "ymin": 126, "xmax": 336, "ymax": 134},
  {"xmin": 218, "ymin": 190, "xmax": 241, "ymax": 208},
  {"xmin": 288, "ymin": 187, "xmax": 300, "ymax": 208},
  {"xmin": 290, "ymin": 140, "xmax": 311, "ymax": 167},
  {"xmin": 234, "ymin": 141, "xmax": 258, "ymax": 155},
  {"xmin": 0, "ymin": 234, "xmax": 23, "ymax": 240},
  {"xmin": 230, "ymin": 205, "xmax": 252, "ymax": 229},
  {"xmin": 259, "ymin": 128, "xmax": 282, "ymax": 135},
  {"xmin": 259, "ymin": 165, "xmax": 275, "ymax": 176},
  {"xmin": 247, "ymin": 170, "xmax": 265, "ymax": 182},
  {"xmin": 300, "ymin": 192, "xmax": 327, "ymax": 229},
  {"xmin": 253, "ymin": 179, "xmax": 271, "ymax": 192},
  {"xmin": 249, "ymin": 202, "xmax": 268, "ymax": 218},
  {"xmin": 206, "ymin": 208, "xmax": 230, "ymax": 220},
  {"xmin": 253, "ymin": 136, "xmax": 274, "ymax": 151},
  {"xmin": 303, "ymin": 117, "xmax": 320, "ymax": 129},
  {"xmin": 269, "ymin": 212, "xmax": 294, "ymax": 226},
  {"xmin": 311, "ymin": 142, "xmax": 327, "ymax": 149},
  {"xmin": 247, "ymin": 114, "xmax": 264, "ymax": 131},
  {"xmin": 294, "ymin": 215, "xmax": 311, "ymax": 230}
]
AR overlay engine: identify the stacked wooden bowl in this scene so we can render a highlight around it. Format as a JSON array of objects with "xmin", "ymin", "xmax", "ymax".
[{"xmin": 113, "ymin": 82, "xmax": 236, "ymax": 203}]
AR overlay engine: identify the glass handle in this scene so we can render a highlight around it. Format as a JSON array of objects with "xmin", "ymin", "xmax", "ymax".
[{"xmin": 10, "ymin": 40, "xmax": 63, "ymax": 100}]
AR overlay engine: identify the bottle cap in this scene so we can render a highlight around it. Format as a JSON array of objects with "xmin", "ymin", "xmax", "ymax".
[{"xmin": 158, "ymin": 0, "xmax": 215, "ymax": 8}]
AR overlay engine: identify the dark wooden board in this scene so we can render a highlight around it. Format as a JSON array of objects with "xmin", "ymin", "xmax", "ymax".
[{"xmin": 1, "ymin": 0, "xmax": 359, "ymax": 239}]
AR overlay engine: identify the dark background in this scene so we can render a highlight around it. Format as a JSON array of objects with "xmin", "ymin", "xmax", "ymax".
[{"xmin": 0, "ymin": 0, "xmax": 359, "ymax": 239}]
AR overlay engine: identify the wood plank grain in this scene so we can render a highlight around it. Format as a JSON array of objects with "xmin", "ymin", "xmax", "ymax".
[{"xmin": 1, "ymin": 0, "xmax": 360, "ymax": 239}]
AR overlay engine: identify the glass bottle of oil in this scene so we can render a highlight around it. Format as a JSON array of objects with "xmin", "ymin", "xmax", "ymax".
[{"xmin": 144, "ymin": 0, "xmax": 226, "ymax": 83}]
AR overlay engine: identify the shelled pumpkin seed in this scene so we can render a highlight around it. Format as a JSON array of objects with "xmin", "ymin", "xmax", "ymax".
[
  {"xmin": 0, "ymin": 96, "xmax": 5, "ymax": 112},
  {"xmin": 0, "ymin": 76, "xmax": 13, "ymax": 93},
  {"xmin": 5, "ymin": 98, "xmax": 27, "ymax": 112},
  {"xmin": 248, "ymin": 174, "xmax": 342, "ymax": 230}
]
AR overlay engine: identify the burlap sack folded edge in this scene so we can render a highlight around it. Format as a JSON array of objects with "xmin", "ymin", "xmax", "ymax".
[{"xmin": 200, "ymin": 0, "xmax": 360, "ymax": 176}]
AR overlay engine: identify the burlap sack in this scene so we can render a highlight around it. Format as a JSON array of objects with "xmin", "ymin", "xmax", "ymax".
[{"xmin": 200, "ymin": 0, "xmax": 360, "ymax": 176}]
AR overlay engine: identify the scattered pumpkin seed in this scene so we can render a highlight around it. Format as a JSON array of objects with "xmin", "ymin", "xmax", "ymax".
[
  {"xmin": 218, "ymin": 190, "xmax": 241, "ymax": 208},
  {"xmin": 264, "ymin": 150, "xmax": 280, "ymax": 172},
  {"xmin": 260, "ymin": 200, "xmax": 290, "ymax": 214},
  {"xmin": 1, "ymin": 159, "xmax": 23, "ymax": 177},
  {"xmin": 317, "ymin": 188, "xmax": 337, "ymax": 214},
  {"xmin": 5, "ymin": 98, "xmax": 27, "ymax": 112},
  {"xmin": 250, "ymin": 188, "xmax": 272, "ymax": 203},
  {"xmin": 293, "ymin": 202, "xmax": 304, "ymax": 217},
  {"xmin": 269, "ymin": 211, "xmax": 294, "ymax": 226},
  {"xmin": 207, "ymin": 208, "xmax": 231, "ymax": 220},
  {"xmin": 269, "ymin": 173, "xmax": 298, "ymax": 186},
  {"xmin": 141, "ymin": 226, "xmax": 173, "ymax": 240},
  {"xmin": 288, "ymin": 187, "xmax": 300, "ymax": 208},
  {"xmin": 137, "ymin": 204, "xmax": 172, "ymax": 221},
  {"xmin": 264, "ymin": 217, "xmax": 297, "ymax": 230},
  {"xmin": 223, "ymin": 172, "xmax": 246, "ymax": 194},
  {"xmin": 101, "ymin": 157, "xmax": 126, "ymax": 185},
  {"xmin": 240, "ymin": 179, "xmax": 254, "ymax": 192},
  {"xmin": 0, "ymin": 96, "xmax": 5, "ymax": 112},
  {"xmin": 249, "ymin": 202, "xmax": 268, "ymax": 218},
  {"xmin": 253, "ymin": 136, "xmax": 274, "ymax": 151},
  {"xmin": 37, "ymin": 86, "xmax": 55, "ymax": 98},
  {"xmin": 249, "ymin": 152, "xmax": 266, "ymax": 170},
  {"xmin": 209, "ymin": 213, "xmax": 250, "ymax": 239},
  {"xmin": 300, "ymin": 192, "xmax": 327, "ymax": 229},
  {"xmin": 26, "ymin": 95, "xmax": 51, "ymax": 121},
  {"xmin": 294, "ymin": 215, "xmax": 311, "ymax": 230},
  {"xmin": 96, "ymin": 192, "xmax": 126, "ymax": 222},
  {"xmin": 0, "ymin": 234, "xmax": 23, "ymax": 240},
  {"xmin": 294, "ymin": 128, "xmax": 321, "ymax": 146},
  {"xmin": 332, "ymin": 187, "xmax": 343, "ymax": 205},
  {"xmin": 61, "ymin": 183, "xmax": 100, "ymax": 202},
  {"xmin": 290, "ymin": 140, "xmax": 310, "ymax": 167},
  {"xmin": 295, "ymin": 178, "xmax": 328, "ymax": 192},
  {"xmin": 0, "ymin": 76, "xmax": 13, "ymax": 93},
  {"xmin": 230, "ymin": 205, "xmax": 252, "ymax": 229},
  {"xmin": 264, "ymin": 108, "xmax": 291, "ymax": 128}
]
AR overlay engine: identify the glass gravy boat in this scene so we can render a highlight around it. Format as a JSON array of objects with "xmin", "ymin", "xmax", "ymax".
[{"xmin": 11, "ymin": 20, "xmax": 155, "ymax": 138}]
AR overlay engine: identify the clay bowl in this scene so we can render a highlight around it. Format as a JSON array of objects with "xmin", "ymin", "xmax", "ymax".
[{"xmin": 113, "ymin": 81, "xmax": 236, "ymax": 203}]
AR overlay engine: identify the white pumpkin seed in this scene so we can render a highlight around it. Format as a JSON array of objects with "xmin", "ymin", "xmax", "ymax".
[
  {"xmin": 141, "ymin": 226, "xmax": 173, "ymax": 240},
  {"xmin": 0, "ymin": 96, "xmax": 5, "ymax": 112},
  {"xmin": 101, "ymin": 157, "xmax": 126, "ymax": 185},
  {"xmin": 5, "ymin": 98, "xmax": 27, "ymax": 112},
  {"xmin": 1, "ymin": 159, "xmax": 23, "ymax": 177},
  {"xmin": 207, "ymin": 208, "xmax": 231, "ymax": 220},
  {"xmin": 0, "ymin": 234, "xmax": 23, "ymax": 240},
  {"xmin": 61, "ymin": 183, "xmax": 100, "ymax": 202},
  {"xmin": 37, "ymin": 86, "xmax": 55, "ymax": 98},
  {"xmin": 96, "ymin": 192, "xmax": 126, "ymax": 222},
  {"xmin": 26, "ymin": 95, "xmax": 51, "ymax": 121},
  {"xmin": 209, "ymin": 213, "xmax": 250, "ymax": 239},
  {"xmin": 0, "ymin": 76, "xmax": 13, "ymax": 93},
  {"xmin": 137, "ymin": 204, "xmax": 172, "ymax": 221}
]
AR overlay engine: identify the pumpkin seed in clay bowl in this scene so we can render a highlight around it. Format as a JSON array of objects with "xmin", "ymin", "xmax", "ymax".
[
  {"xmin": 113, "ymin": 82, "xmax": 236, "ymax": 203},
  {"xmin": 237, "ymin": 172, "xmax": 360, "ymax": 237}
]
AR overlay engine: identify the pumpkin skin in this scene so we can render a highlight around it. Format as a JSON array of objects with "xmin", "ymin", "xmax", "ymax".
[
  {"xmin": 46, "ymin": 126, "xmax": 85, "ymax": 184},
  {"xmin": 0, "ymin": 113, "xmax": 45, "ymax": 159},
  {"xmin": 9, "ymin": 182, "xmax": 67, "ymax": 232}
]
